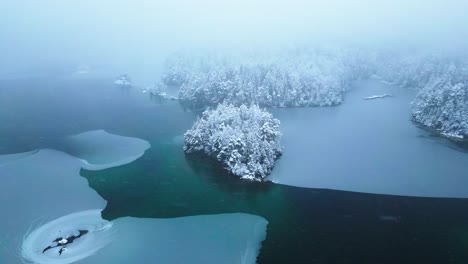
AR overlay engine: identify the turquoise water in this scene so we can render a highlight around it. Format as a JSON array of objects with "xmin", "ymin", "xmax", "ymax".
[{"xmin": 1, "ymin": 78, "xmax": 468, "ymax": 263}]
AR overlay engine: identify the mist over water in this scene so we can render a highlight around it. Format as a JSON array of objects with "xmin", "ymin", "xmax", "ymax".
[{"xmin": 1, "ymin": 0, "xmax": 468, "ymax": 83}]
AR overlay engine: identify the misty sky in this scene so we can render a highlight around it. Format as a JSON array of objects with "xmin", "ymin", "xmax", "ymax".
[{"xmin": 1, "ymin": 0, "xmax": 467, "ymax": 83}]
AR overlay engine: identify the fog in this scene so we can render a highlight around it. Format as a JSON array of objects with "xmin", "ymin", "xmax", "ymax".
[{"xmin": 1, "ymin": 0, "xmax": 468, "ymax": 84}]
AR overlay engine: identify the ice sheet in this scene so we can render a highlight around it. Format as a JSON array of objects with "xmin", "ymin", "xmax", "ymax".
[
  {"xmin": 268, "ymin": 79, "xmax": 468, "ymax": 198},
  {"xmin": 0, "ymin": 150, "xmax": 38, "ymax": 167},
  {"xmin": 22, "ymin": 210, "xmax": 112, "ymax": 264},
  {"xmin": 1, "ymin": 132, "xmax": 268, "ymax": 264},
  {"xmin": 0, "ymin": 149, "xmax": 107, "ymax": 263}
]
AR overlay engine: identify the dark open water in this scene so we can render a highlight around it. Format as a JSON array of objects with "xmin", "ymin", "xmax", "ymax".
[{"xmin": 1, "ymin": 78, "xmax": 468, "ymax": 263}]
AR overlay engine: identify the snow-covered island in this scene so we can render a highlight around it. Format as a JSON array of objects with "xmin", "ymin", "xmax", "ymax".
[
  {"xmin": 184, "ymin": 103, "xmax": 282, "ymax": 181},
  {"xmin": 114, "ymin": 74, "xmax": 132, "ymax": 86}
]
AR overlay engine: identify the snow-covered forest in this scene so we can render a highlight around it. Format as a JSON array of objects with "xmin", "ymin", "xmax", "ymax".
[
  {"xmin": 160, "ymin": 48, "xmax": 372, "ymax": 107},
  {"xmin": 184, "ymin": 103, "xmax": 282, "ymax": 180},
  {"xmin": 159, "ymin": 48, "xmax": 467, "ymax": 141},
  {"xmin": 168, "ymin": 48, "xmax": 468, "ymax": 180},
  {"xmin": 375, "ymin": 53, "xmax": 468, "ymax": 139}
]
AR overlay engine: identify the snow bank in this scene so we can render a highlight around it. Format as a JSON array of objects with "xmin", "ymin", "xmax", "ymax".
[{"xmin": 63, "ymin": 130, "xmax": 151, "ymax": 170}]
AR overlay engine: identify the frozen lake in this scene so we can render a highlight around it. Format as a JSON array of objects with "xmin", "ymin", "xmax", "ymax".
[
  {"xmin": 1, "ymin": 77, "xmax": 468, "ymax": 263},
  {"xmin": 269, "ymin": 79, "xmax": 468, "ymax": 198}
]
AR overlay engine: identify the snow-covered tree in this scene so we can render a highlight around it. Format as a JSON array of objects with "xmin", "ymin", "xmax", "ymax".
[
  {"xmin": 184, "ymin": 103, "xmax": 282, "ymax": 181},
  {"xmin": 161, "ymin": 48, "xmax": 371, "ymax": 108},
  {"xmin": 165, "ymin": 48, "xmax": 467, "ymax": 140},
  {"xmin": 375, "ymin": 52, "xmax": 468, "ymax": 139},
  {"xmin": 411, "ymin": 63, "xmax": 468, "ymax": 139}
]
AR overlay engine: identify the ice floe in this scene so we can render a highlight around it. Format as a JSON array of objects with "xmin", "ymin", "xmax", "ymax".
[
  {"xmin": 74, "ymin": 64, "xmax": 90, "ymax": 76},
  {"xmin": 63, "ymin": 130, "xmax": 151, "ymax": 170},
  {"xmin": 0, "ymin": 130, "xmax": 268, "ymax": 264},
  {"xmin": 80, "ymin": 213, "xmax": 267, "ymax": 264},
  {"xmin": 19, "ymin": 210, "xmax": 267, "ymax": 264},
  {"xmin": 363, "ymin": 94, "xmax": 392, "ymax": 100},
  {"xmin": 0, "ymin": 149, "xmax": 107, "ymax": 264}
]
